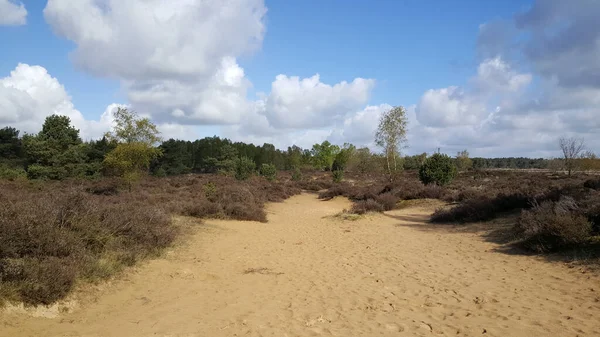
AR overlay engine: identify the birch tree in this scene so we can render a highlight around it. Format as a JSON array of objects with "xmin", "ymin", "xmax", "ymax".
[{"xmin": 375, "ymin": 106, "xmax": 408, "ymax": 181}]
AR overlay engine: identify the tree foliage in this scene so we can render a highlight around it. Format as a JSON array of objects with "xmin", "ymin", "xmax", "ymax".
[
  {"xmin": 311, "ymin": 141, "xmax": 340, "ymax": 171},
  {"xmin": 234, "ymin": 156, "xmax": 256, "ymax": 181},
  {"xmin": 375, "ymin": 106, "xmax": 408, "ymax": 180},
  {"xmin": 455, "ymin": 150, "xmax": 472, "ymax": 172},
  {"xmin": 332, "ymin": 143, "xmax": 356, "ymax": 171},
  {"xmin": 102, "ymin": 108, "xmax": 162, "ymax": 187},
  {"xmin": 419, "ymin": 153, "xmax": 457, "ymax": 186},
  {"xmin": 105, "ymin": 107, "xmax": 161, "ymax": 145},
  {"xmin": 260, "ymin": 163, "xmax": 277, "ymax": 181}
]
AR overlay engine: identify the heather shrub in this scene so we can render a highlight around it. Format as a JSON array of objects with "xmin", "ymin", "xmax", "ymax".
[
  {"xmin": 374, "ymin": 193, "xmax": 399, "ymax": 211},
  {"xmin": 584, "ymin": 178, "xmax": 600, "ymax": 190},
  {"xmin": 0, "ymin": 187, "xmax": 176, "ymax": 305},
  {"xmin": 515, "ymin": 197, "xmax": 592, "ymax": 252},
  {"xmin": 419, "ymin": 153, "xmax": 457, "ymax": 186},
  {"xmin": 260, "ymin": 163, "xmax": 277, "ymax": 181},
  {"xmin": 351, "ymin": 199, "xmax": 384, "ymax": 214}
]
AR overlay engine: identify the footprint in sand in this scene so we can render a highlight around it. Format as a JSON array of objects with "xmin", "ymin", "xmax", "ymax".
[{"xmin": 385, "ymin": 323, "xmax": 406, "ymax": 332}]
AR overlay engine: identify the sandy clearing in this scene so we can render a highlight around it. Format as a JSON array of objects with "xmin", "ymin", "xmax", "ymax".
[{"xmin": 1, "ymin": 193, "xmax": 599, "ymax": 337}]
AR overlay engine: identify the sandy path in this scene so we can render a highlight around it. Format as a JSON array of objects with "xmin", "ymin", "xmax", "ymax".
[{"xmin": 2, "ymin": 193, "xmax": 600, "ymax": 336}]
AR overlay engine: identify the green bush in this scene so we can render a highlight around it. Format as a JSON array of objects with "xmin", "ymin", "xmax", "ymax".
[
  {"xmin": 291, "ymin": 167, "xmax": 302, "ymax": 181},
  {"xmin": 332, "ymin": 169, "xmax": 344, "ymax": 183},
  {"xmin": 26, "ymin": 164, "xmax": 66, "ymax": 180},
  {"xmin": 260, "ymin": 163, "xmax": 277, "ymax": 181},
  {"xmin": 235, "ymin": 156, "xmax": 255, "ymax": 181},
  {"xmin": 419, "ymin": 153, "xmax": 457, "ymax": 186},
  {"xmin": 0, "ymin": 166, "xmax": 27, "ymax": 181}
]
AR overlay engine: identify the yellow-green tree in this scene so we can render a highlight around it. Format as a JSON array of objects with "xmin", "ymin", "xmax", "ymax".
[
  {"xmin": 103, "ymin": 108, "xmax": 162, "ymax": 189},
  {"xmin": 455, "ymin": 150, "xmax": 472, "ymax": 172}
]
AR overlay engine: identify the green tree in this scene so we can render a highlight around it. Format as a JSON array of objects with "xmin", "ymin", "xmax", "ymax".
[
  {"xmin": 332, "ymin": 143, "xmax": 356, "ymax": 171},
  {"xmin": 285, "ymin": 145, "xmax": 303, "ymax": 170},
  {"xmin": 38, "ymin": 115, "xmax": 81, "ymax": 150},
  {"xmin": 102, "ymin": 108, "xmax": 162, "ymax": 189},
  {"xmin": 22, "ymin": 115, "xmax": 92, "ymax": 180},
  {"xmin": 349, "ymin": 147, "xmax": 377, "ymax": 174},
  {"xmin": 455, "ymin": 150, "xmax": 473, "ymax": 172},
  {"xmin": 311, "ymin": 141, "xmax": 340, "ymax": 171},
  {"xmin": 419, "ymin": 153, "xmax": 457, "ymax": 186},
  {"xmin": 260, "ymin": 163, "xmax": 277, "ymax": 181},
  {"xmin": 375, "ymin": 106, "xmax": 408, "ymax": 181},
  {"xmin": 105, "ymin": 107, "xmax": 161, "ymax": 145},
  {"xmin": 0, "ymin": 127, "xmax": 22, "ymax": 159},
  {"xmin": 235, "ymin": 156, "xmax": 256, "ymax": 180}
]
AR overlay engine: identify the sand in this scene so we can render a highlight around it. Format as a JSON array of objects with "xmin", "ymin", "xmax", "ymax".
[{"xmin": 1, "ymin": 193, "xmax": 599, "ymax": 336}]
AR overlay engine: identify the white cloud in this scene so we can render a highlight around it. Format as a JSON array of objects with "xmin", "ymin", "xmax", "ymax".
[
  {"xmin": 0, "ymin": 63, "xmax": 114, "ymax": 140},
  {"xmin": 260, "ymin": 74, "xmax": 375, "ymax": 128},
  {"xmin": 472, "ymin": 57, "xmax": 532, "ymax": 93},
  {"xmin": 416, "ymin": 86, "xmax": 486, "ymax": 127},
  {"xmin": 42, "ymin": 0, "xmax": 377, "ymax": 142},
  {"xmin": 0, "ymin": 0, "xmax": 26, "ymax": 26},
  {"xmin": 44, "ymin": 0, "xmax": 266, "ymax": 125}
]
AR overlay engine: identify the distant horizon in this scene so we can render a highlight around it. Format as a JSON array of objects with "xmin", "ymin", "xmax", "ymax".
[{"xmin": 1, "ymin": 0, "xmax": 599, "ymax": 158}]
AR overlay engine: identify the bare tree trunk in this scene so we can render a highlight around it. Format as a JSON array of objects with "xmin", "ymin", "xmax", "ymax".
[
  {"xmin": 392, "ymin": 150, "xmax": 397, "ymax": 180},
  {"xmin": 386, "ymin": 147, "xmax": 392, "ymax": 182}
]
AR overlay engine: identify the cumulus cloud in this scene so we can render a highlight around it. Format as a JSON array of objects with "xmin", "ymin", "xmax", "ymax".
[
  {"xmin": 260, "ymin": 74, "xmax": 375, "ymax": 129},
  {"xmin": 28, "ymin": 0, "xmax": 598, "ymax": 157},
  {"xmin": 0, "ymin": 63, "xmax": 114, "ymax": 139},
  {"xmin": 43, "ymin": 0, "xmax": 266, "ymax": 125},
  {"xmin": 42, "ymin": 0, "xmax": 377, "ymax": 145},
  {"xmin": 412, "ymin": 0, "xmax": 600, "ymax": 157},
  {"xmin": 0, "ymin": 0, "xmax": 26, "ymax": 26}
]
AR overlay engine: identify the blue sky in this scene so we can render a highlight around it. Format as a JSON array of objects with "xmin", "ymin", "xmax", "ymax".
[{"xmin": 1, "ymin": 0, "xmax": 599, "ymax": 157}]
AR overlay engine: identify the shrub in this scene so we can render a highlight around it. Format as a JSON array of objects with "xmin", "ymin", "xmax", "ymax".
[
  {"xmin": 374, "ymin": 193, "xmax": 399, "ymax": 211},
  {"xmin": 0, "ymin": 188, "xmax": 177, "ymax": 305},
  {"xmin": 431, "ymin": 192, "xmax": 532, "ymax": 223},
  {"xmin": 235, "ymin": 156, "xmax": 255, "ymax": 181},
  {"xmin": 260, "ymin": 163, "xmax": 277, "ymax": 181},
  {"xmin": 419, "ymin": 153, "xmax": 457, "ymax": 186},
  {"xmin": 332, "ymin": 169, "xmax": 344, "ymax": 183},
  {"xmin": 515, "ymin": 197, "xmax": 592, "ymax": 252},
  {"xmin": 86, "ymin": 179, "xmax": 120, "ymax": 195},
  {"xmin": 0, "ymin": 166, "xmax": 26, "ymax": 181},
  {"xmin": 202, "ymin": 182, "xmax": 218, "ymax": 202},
  {"xmin": 291, "ymin": 168, "xmax": 303, "ymax": 181},
  {"xmin": 583, "ymin": 179, "xmax": 600, "ymax": 190},
  {"xmin": 318, "ymin": 183, "xmax": 351, "ymax": 200},
  {"xmin": 351, "ymin": 199, "xmax": 384, "ymax": 214}
]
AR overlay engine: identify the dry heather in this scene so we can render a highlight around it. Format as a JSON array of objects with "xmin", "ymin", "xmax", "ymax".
[
  {"xmin": 318, "ymin": 170, "xmax": 600, "ymax": 255},
  {"xmin": 0, "ymin": 174, "xmax": 302, "ymax": 306},
  {"xmin": 2, "ymin": 170, "xmax": 600, "ymax": 306}
]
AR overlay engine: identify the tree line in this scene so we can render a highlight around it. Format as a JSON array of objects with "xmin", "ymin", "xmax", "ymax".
[{"xmin": 1, "ymin": 108, "xmax": 598, "ymax": 182}]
